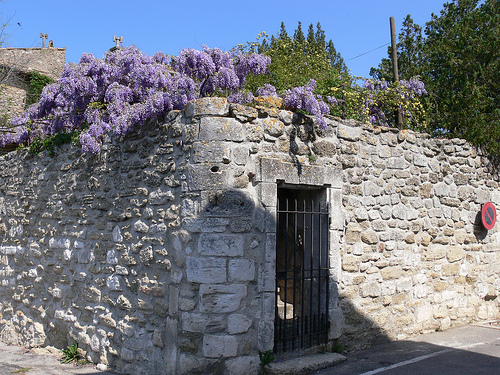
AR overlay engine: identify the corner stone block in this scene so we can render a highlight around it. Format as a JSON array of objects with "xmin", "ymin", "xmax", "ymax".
[
  {"xmin": 259, "ymin": 183, "xmax": 277, "ymax": 208},
  {"xmin": 225, "ymin": 356, "xmax": 260, "ymax": 375},
  {"xmin": 198, "ymin": 233, "xmax": 244, "ymax": 256},
  {"xmin": 181, "ymin": 312, "xmax": 226, "ymax": 333},
  {"xmin": 258, "ymin": 321, "xmax": 274, "ymax": 352},
  {"xmin": 258, "ymin": 262, "xmax": 276, "ymax": 292},
  {"xmin": 187, "ymin": 164, "xmax": 229, "ymax": 191},
  {"xmin": 228, "ymin": 259, "xmax": 255, "ymax": 282},
  {"xmin": 185, "ymin": 97, "xmax": 229, "ymax": 117},
  {"xmin": 199, "ymin": 284, "xmax": 247, "ymax": 313},
  {"xmin": 192, "ymin": 141, "xmax": 231, "ymax": 163},
  {"xmin": 199, "ymin": 117, "xmax": 244, "ymax": 142},
  {"xmin": 203, "ymin": 334, "xmax": 238, "ymax": 358},
  {"xmin": 228, "ymin": 313, "xmax": 253, "ymax": 334},
  {"xmin": 186, "ymin": 257, "xmax": 227, "ymax": 284}
]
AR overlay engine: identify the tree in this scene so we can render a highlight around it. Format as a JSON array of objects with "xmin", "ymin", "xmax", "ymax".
[
  {"xmin": 371, "ymin": 1, "xmax": 500, "ymax": 155},
  {"xmin": 424, "ymin": 0, "xmax": 500, "ymax": 155},
  {"xmin": 370, "ymin": 15, "xmax": 424, "ymax": 81},
  {"xmin": 243, "ymin": 22, "xmax": 349, "ymax": 93}
]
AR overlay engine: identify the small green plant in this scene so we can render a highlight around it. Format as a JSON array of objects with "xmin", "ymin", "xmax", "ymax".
[
  {"xmin": 331, "ymin": 339, "xmax": 345, "ymax": 354},
  {"xmin": 60, "ymin": 343, "xmax": 80, "ymax": 364},
  {"xmin": 259, "ymin": 350, "xmax": 275, "ymax": 366},
  {"xmin": 12, "ymin": 368, "xmax": 32, "ymax": 374},
  {"xmin": 308, "ymin": 152, "xmax": 317, "ymax": 163},
  {"xmin": 29, "ymin": 130, "xmax": 80, "ymax": 156}
]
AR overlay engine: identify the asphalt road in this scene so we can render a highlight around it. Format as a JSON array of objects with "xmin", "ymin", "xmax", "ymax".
[
  {"xmin": 0, "ymin": 322, "xmax": 498, "ymax": 374},
  {"xmin": 313, "ymin": 322, "xmax": 500, "ymax": 375}
]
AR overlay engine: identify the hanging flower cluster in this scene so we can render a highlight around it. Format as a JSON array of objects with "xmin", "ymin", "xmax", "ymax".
[{"xmin": 282, "ymin": 79, "xmax": 332, "ymax": 129}]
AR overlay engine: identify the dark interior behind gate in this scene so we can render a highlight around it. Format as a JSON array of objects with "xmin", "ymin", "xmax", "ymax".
[{"xmin": 275, "ymin": 185, "xmax": 330, "ymax": 353}]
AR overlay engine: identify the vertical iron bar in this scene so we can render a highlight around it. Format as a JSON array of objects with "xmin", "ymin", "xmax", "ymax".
[
  {"xmin": 285, "ymin": 196, "xmax": 290, "ymax": 350},
  {"xmin": 292, "ymin": 196, "xmax": 298, "ymax": 351},
  {"xmin": 313, "ymin": 200, "xmax": 323, "ymax": 344}
]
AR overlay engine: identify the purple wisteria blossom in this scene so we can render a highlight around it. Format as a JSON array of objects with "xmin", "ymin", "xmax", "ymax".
[
  {"xmin": 2, "ymin": 46, "xmax": 271, "ymax": 153},
  {"xmin": 283, "ymin": 79, "xmax": 330, "ymax": 129},
  {"xmin": 256, "ymin": 83, "xmax": 278, "ymax": 97}
]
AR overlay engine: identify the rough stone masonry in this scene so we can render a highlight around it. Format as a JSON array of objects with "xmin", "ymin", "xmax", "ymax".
[{"xmin": 0, "ymin": 97, "xmax": 498, "ymax": 374}]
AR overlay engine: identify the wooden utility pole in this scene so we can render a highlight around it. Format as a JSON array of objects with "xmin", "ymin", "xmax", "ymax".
[{"xmin": 390, "ymin": 17, "xmax": 403, "ymax": 128}]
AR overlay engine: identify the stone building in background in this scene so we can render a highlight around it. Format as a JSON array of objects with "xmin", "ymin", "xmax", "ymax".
[{"xmin": 0, "ymin": 46, "xmax": 66, "ymax": 123}]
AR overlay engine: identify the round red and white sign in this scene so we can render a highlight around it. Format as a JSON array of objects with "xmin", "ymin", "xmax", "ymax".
[{"xmin": 481, "ymin": 202, "xmax": 497, "ymax": 230}]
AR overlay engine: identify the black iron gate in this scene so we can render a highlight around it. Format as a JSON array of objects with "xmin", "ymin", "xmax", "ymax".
[{"xmin": 275, "ymin": 187, "xmax": 330, "ymax": 353}]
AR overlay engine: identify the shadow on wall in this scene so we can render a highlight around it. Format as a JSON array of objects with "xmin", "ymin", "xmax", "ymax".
[{"xmin": 196, "ymin": 187, "xmax": 391, "ymax": 363}]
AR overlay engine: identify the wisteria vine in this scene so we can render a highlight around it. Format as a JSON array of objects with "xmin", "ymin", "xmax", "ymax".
[
  {"xmin": 1, "ymin": 46, "xmax": 271, "ymax": 153},
  {"xmin": 0, "ymin": 46, "xmax": 426, "ymax": 154}
]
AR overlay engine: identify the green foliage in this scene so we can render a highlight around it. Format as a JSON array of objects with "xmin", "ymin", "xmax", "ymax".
[
  {"xmin": 60, "ymin": 343, "xmax": 80, "ymax": 364},
  {"xmin": 371, "ymin": 0, "xmax": 500, "ymax": 155},
  {"xmin": 29, "ymin": 130, "xmax": 80, "ymax": 156},
  {"xmin": 424, "ymin": 0, "xmax": 500, "ymax": 154},
  {"xmin": 239, "ymin": 22, "xmax": 349, "ymax": 94},
  {"xmin": 322, "ymin": 79, "xmax": 427, "ymax": 130},
  {"xmin": 259, "ymin": 350, "xmax": 275, "ymax": 366},
  {"xmin": 26, "ymin": 71, "xmax": 54, "ymax": 107},
  {"xmin": 370, "ymin": 15, "xmax": 424, "ymax": 81}
]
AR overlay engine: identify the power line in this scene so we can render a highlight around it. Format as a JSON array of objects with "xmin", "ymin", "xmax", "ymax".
[{"xmin": 347, "ymin": 42, "xmax": 390, "ymax": 61}]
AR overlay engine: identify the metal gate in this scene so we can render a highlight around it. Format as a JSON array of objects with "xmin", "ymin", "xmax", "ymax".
[{"xmin": 275, "ymin": 187, "xmax": 330, "ymax": 353}]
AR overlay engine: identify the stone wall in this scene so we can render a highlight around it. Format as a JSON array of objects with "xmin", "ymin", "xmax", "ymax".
[{"xmin": 0, "ymin": 97, "xmax": 498, "ymax": 374}]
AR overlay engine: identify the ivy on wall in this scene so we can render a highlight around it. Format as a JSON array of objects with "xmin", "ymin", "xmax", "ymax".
[{"xmin": 26, "ymin": 71, "xmax": 53, "ymax": 107}]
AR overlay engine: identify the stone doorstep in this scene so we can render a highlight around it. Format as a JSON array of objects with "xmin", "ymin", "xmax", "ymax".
[
  {"xmin": 263, "ymin": 353, "xmax": 347, "ymax": 375},
  {"xmin": 473, "ymin": 320, "xmax": 500, "ymax": 330}
]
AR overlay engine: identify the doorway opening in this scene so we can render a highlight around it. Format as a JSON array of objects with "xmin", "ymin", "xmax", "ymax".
[{"xmin": 274, "ymin": 185, "xmax": 330, "ymax": 353}]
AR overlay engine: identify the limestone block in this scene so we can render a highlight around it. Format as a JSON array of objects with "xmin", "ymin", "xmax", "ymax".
[
  {"xmin": 225, "ymin": 356, "xmax": 259, "ymax": 375},
  {"xmin": 148, "ymin": 188, "xmax": 175, "ymax": 205},
  {"xmin": 258, "ymin": 262, "xmax": 275, "ymax": 292},
  {"xmin": 199, "ymin": 284, "xmax": 247, "ymax": 313},
  {"xmin": 192, "ymin": 142, "xmax": 231, "ymax": 164},
  {"xmin": 425, "ymin": 245, "xmax": 447, "ymax": 260},
  {"xmin": 186, "ymin": 257, "xmax": 226, "ymax": 284},
  {"xmin": 260, "ymin": 117, "xmax": 284, "ymax": 137},
  {"xmin": 338, "ymin": 124, "xmax": 360, "ymax": 141},
  {"xmin": 386, "ymin": 157, "xmax": 407, "ymax": 169},
  {"xmin": 415, "ymin": 304, "xmax": 432, "ymax": 323},
  {"xmin": 83, "ymin": 286, "xmax": 101, "ymax": 303},
  {"xmin": 258, "ymin": 157, "xmax": 342, "ymax": 188},
  {"xmin": 116, "ymin": 295, "xmax": 132, "ymax": 310},
  {"xmin": 133, "ymin": 220, "xmax": 149, "ymax": 233},
  {"xmin": 198, "ymin": 234, "xmax": 244, "ymax": 256},
  {"xmin": 342, "ymin": 256, "xmax": 360, "ymax": 272},
  {"xmin": 185, "ymin": 97, "xmax": 229, "ymax": 117},
  {"xmin": 230, "ymin": 103, "xmax": 258, "ymax": 121},
  {"xmin": 199, "ymin": 117, "xmax": 244, "ymax": 142},
  {"xmin": 361, "ymin": 229, "xmax": 378, "ymax": 244},
  {"xmin": 380, "ymin": 266, "xmax": 403, "ymax": 280},
  {"xmin": 181, "ymin": 312, "xmax": 226, "ymax": 333},
  {"xmin": 361, "ymin": 282, "xmax": 381, "ymax": 298},
  {"xmin": 228, "ymin": 259, "xmax": 255, "ymax": 282},
  {"xmin": 120, "ymin": 347, "xmax": 135, "ymax": 361},
  {"xmin": 228, "ymin": 313, "xmax": 252, "ymax": 334},
  {"xmin": 202, "ymin": 334, "xmax": 238, "ymax": 358}
]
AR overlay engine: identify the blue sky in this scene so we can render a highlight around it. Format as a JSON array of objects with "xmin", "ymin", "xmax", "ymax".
[{"xmin": 2, "ymin": 0, "xmax": 447, "ymax": 78}]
